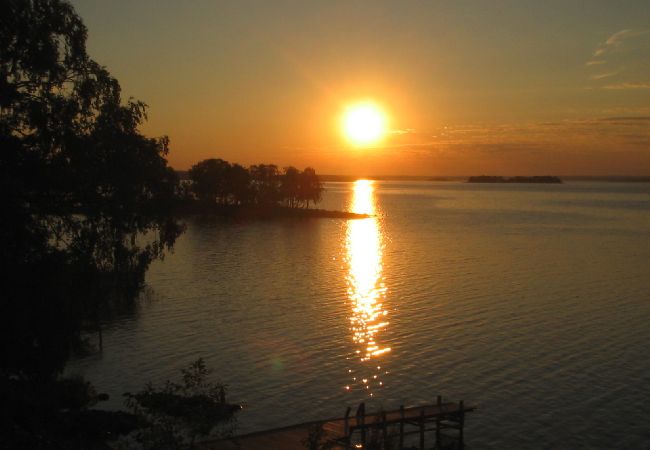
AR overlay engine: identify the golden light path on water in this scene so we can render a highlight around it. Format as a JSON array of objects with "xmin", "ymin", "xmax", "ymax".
[{"xmin": 345, "ymin": 180, "xmax": 390, "ymax": 396}]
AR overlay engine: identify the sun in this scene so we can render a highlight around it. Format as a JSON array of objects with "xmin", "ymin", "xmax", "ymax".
[{"xmin": 342, "ymin": 102, "xmax": 388, "ymax": 147}]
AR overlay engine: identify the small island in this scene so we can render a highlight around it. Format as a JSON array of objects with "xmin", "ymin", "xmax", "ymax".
[
  {"xmin": 179, "ymin": 158, "xmax": 369, "ymax": 219},
  {"xmin": 467, "ymin": 175, "xmax": 562, "ymax": 184}
]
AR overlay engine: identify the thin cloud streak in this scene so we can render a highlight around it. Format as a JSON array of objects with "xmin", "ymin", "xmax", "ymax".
[
  {"xmin": 591, "ymin": 71, "xmax": 619, "ymax": 80},
  {"xmin": 378, "ymin": 119, "xmax": 650, "ymax": 155},
  {"xmin": 593, "ymin": 29, "xmax": 649, "ymax": 57},
  {"xmin": 601, "ymin": 116, "xmax": 650, "ymax": 122},
  {"xmin": 587, "ymin": 29, "xmax": 650, "ymax": 88},
  {"xmin": 602, "ymin": 82, "xmax": 650, "ymax": 90},
  {"xmin": 389, "ymin": 128, "xmax": 416, "ymax": 135}
]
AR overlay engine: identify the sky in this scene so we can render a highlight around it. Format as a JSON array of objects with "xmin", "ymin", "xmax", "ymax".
[{"xmin": 71, "ymin": 0, "xmax": 650, "ymax": 175}]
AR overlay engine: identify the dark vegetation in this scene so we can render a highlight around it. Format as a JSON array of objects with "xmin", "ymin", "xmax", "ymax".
[
  {"xmin": 467, "ymin": 175, "xmax": 562, "ymax": 183},
  {"xmin": 0, "ymin": 1, "xmax": 237, "ymax": 448},
  {"xmin": 121, "ymin": 359, "xmax": 239, "ymax": 449},
  {"xmin": 179, "ymin": 158, "xmax": 370, "ymax": 219},
  {"xmin": 188, "ymin": 159, "xmax": 322, "ymax": 208}
]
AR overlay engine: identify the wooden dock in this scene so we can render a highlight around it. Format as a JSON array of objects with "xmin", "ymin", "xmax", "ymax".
[{"xmin": 199, "ymin": 396, "xmax": 474, "ymax": 450}]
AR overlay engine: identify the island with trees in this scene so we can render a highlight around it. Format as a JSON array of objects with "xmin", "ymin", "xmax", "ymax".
[
  {"xmin": 181, "ymin": 158, "xmax": 369, "ymax": 219},
  {"xmin": 467, "ymin": 175, "xmax": 563, "ymax": 183}
]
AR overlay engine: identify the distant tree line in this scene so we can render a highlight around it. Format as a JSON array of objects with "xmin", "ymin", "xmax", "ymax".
[
  {"xmin": 187, "ymin": 159, "xmax": 325, "ymax": 209},
  {"xmin": 467, "ymin": 175, "xmax": 562, "ymax": 184}
]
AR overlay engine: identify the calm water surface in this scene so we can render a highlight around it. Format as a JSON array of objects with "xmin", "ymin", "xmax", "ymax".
[{"xmin": 67, "ymin": 181, "xmax": 650, "ymax": 449}]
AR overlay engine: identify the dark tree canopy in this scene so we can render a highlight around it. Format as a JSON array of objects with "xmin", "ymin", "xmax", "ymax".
[
  {"xmin": 124, "ymin": 359, "xmax": 240, "ymax": 449},
  {"xmin": 281, "ymin": 166, "xmax": 302, "ymax": 208},
  {"xmin": 1, "ymin": 0, "xmax": 181, "ymax": 286},
  {"xmin": 1, "ymin": 3, "xmax": 184, "ymax": 446},
  {"xmin": 1, "ymin": 1, "xmax": 186, "ymax": 447},
  {"xmin": 189, "ymin": 158, "xmax": 232, "ymax": 204},
  {"xmin": 250, "ymin": 163, "xmax": 282, "ymax": 206},
  {"xmin": 298, "ymin": 167, "xmax": 324, "ymax": 208},
  {"xmin": 188, "ymin": 159, "xmax": 324, "ymax": 209}
]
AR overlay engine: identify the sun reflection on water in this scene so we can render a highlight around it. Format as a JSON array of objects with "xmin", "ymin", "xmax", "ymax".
[{"xmin": 345, "ymin": 180, "xmax": 390, "ymax": 395}]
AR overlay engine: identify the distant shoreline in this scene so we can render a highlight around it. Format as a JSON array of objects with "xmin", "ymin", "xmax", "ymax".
[
  {"xmin": 285, "ymin": 174, "xmax": 650, "ymax": 183},
  {"xmin": 467, "ymin": 175, "xmax": 562, "ymax": 184},
  {"xmin": 174, "ymin": 171, "xmax": 650, "ymax": 183}
]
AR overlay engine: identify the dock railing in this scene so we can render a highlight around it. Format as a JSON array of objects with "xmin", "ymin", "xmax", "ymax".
[{"xmin": 337, "ymin": 396, "xmax": 474, "ymax": 449}]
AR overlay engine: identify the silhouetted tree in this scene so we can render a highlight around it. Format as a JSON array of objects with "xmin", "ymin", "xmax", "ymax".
[
  {"xmin": 281, "ymin": 166, "xmax": 301, "ymax": 208},
  {"xmin": 250, "ymin": 163, "xmax": 281, "ymax": 205},
  {"xmin": 298, "ymin": 167, "xmax": 324, "ymax": 208},
  {"xmin": 1, "ymin": 1, "xmax": 183, "ymax": 446},
  {"xmin": 186, "ymin": 159, "xmax": 324, "ymax": 211},
  {"xmin": 123, "ymin": 359, "xmax": 239, "ymax": 449},
  {"xmin": 188, "ymin": 158, "xmax": 232, "ymax": 204},
  {"xmin": 227, "ymin": 163, "xmax": 252, "ymax": 205}
]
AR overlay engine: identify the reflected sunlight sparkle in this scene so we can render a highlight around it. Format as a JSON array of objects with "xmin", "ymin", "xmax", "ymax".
[{"xmin": 345, "ymin": 180, "xmax": 391, "ymax": 394}]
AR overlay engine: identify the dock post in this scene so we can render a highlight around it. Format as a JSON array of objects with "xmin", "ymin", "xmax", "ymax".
[
  {"xmin": 436, "ymin": 395, "xmax": 442, "ymax": 449},
  {"xmin": 381, "ymin": 411, "xmax": 387, "ymax": 448},
  {"xmin": 419, "ymin": 407, "xmax": 425, "ymax": 450},
  {"xmin": 458, "ymin": 400, "xmax": 465, "ymax": 449},
  {"xmin": 343, "ymin": 406, "xmax": 351, "ymax": 449},
  {"xmin": 357, "ymin": 402, "xmax": 366, "ymax": 447},
  {"xmin": 399, "ymin": 405, "xmax": 405, "ymax": 450}
]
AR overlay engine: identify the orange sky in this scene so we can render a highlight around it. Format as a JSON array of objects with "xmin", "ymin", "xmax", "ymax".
[{"xmin": 72, "ymin": 0, "xmax": 650, "ymax": 175}]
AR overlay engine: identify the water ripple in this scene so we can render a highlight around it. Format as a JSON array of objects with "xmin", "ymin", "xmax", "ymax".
[{"xmin": 66, "ymin": 181, "xmax": 650, "ymax": 449}]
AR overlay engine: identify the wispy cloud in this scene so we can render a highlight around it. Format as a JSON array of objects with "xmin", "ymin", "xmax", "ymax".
[
  {"xmin": 593, "ymin": 29, "xmax": 649, "ymax": 58},
  {"xmin": 591, "ymin": 71, "xmax": 619, "ymax": 80},
  {"xmin": 602, "ymin": 82, "xmax": 650, "ymax": 90},
  {"xmin": 601, "ymin": 116, "xmax": 650, "ymax": 122},
  {"xmin": 384, "ymin": 119, "xmax": 650, "ymax": 154},
  {"xmin": 587, "ymin": 29, "xmax": 650, "ymax": 87},
  {"xmin": 322, "ymin": 118, "xmax": 648, "ymax": 175},
  {"xmin": 389, "ymin": 128, "xmax": 416, "ymax": 135}
]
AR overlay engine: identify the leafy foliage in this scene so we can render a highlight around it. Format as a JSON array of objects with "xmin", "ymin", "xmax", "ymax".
[
  {"xmin": 1, "ymin": 0, "xmax": 183, "ymax": 380},
  {"xmin": 188, "ymin": 158, "xmax": 324, "ymax": 209},
  {"xmin": 1, "ymin": 1, "xmax": 184, "ymax": 447},
  {"xmin": 188, "ymin": 158, "xmax": 251, "ymax": 205},
  {"xmin": 301, "ymin": 423, "xmax": 337, "ymax": 450},
  {"xmin": 122, "ymin": 359, "xmax": 240, "ymax": 450}
]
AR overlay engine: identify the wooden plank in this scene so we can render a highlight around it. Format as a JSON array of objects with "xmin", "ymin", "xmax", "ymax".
[{"xmin": 200, "ymin": 401, "xmax": 475, "ymax": 450}]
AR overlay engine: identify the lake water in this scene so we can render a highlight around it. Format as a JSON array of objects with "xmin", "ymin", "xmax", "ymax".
[{"xmin": 67, "ymin": 180, "xmax": 650, "ymax": 449}]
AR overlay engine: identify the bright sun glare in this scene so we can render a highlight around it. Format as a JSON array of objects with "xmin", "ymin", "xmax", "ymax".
[{"xmin": 342, "ymin": 102, "xmax": 388, "ymax": 147}]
